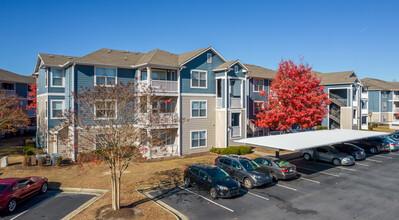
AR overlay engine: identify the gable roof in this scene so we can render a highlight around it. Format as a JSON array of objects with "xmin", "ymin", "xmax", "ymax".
[
  {"xmin": 0, "ymin": 68, "xmax": 36, "ymax": 84},
  {"xmin": 245, "ymin": 64, "xmax": 276, "ymax": 79},
  {"xmin": 318, "ymin": 71, "xmax": 357, "ymax": 85},
  {"xmin": 38, "ymin": 53, "xmax": 78, "ymax": 66},
  {"xmin": 74, "ymin": 49, "xmax": 145, "ymax": 67},
  {"xmin": 361, "ymin": 78, "xmax": 399, "ymax": 91}
]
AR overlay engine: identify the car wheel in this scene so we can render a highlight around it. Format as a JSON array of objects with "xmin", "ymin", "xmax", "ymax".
[
  {"xmin": 184, "ymin": 177, "xmax": 191, "ymax": 188},
  {"xmin": 6, "ymin": 199, "xmax": 17, "ymax": 213},
  {"xmin": 271, "ymin": 173, "xmax": 278, "ymax": 183},
  {"xmin": 370, "ymin": 148, "xmax": 378, "ymax": 154},
  {"xmin": 332, "ymin": 158, "xmax": 341, "ymax": 166},
  {"xmin": 303, "ymin": 153, "xmax": 311, "ymax": 161},
  {"xmin": 210, "ymin": 187, "xmax": 218, "ymax": 199},
  {"xmin": 41, "ymin": 182, "xmax": 48, "ymax": 194},
  {"xmin": 243, "ymin": 178, "xmax": 253, "ymax": 189}
]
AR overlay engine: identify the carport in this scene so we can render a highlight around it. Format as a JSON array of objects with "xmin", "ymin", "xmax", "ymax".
[{"xmin": 235, "ymin": 129, "xmax": 389, "ymax": 159}]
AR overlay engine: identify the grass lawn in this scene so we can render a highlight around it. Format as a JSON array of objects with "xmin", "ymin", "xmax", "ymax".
[{"xmin": 0, "ymin": 151, "xmax": 261, "ymax": 219}]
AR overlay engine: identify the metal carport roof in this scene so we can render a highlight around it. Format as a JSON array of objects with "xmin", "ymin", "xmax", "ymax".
[{"xmin": 235, "ymin": 129, "xmax": 389, "ymax": 151}]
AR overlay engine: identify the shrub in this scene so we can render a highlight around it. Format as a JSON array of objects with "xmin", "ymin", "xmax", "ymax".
[
  {"xmin": 25, "ymin": 139, "xmax": 36, "ymax": 146},
  {"xmin": 24, "ymin": 147, "xmax": 34, "ymax": 156},
  {"xmin": 210, "ymin": 146, "xmax": 252, "ymax": 155},
  {"xmin": 368, "ymin": 122, "xmax": 379, "ymax": 131},
  {"xmin": 56, "ymin": 156, "xmax": 63, "ymax": 166},
  {"xmin": 316, "ymin": 126, "xmax": 328, "ymax": 130},
  {"xmin": 22, "ymin": 156, "xmax": 30, "ymax": 166},
  {"xmin": 38, "ymin": 157, "xmax": 46, "ymax": 167}
]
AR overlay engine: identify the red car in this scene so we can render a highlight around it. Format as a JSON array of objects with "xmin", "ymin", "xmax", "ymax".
[{"xmin": 0, "ymin": 177, "xmax": 48, "ymax": 213}]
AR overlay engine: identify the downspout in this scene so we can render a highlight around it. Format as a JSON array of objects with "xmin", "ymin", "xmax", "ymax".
[
  {"xmin": 225, "ymin": 70, "xmax": 229, "ymax": 148},
  {"xmin": 177, "ymin": 68, "xmax": 183, "ymax": 156},
  {"xmin": 71, "ymin": 63, "xmax": 76, "ymax": 161}
]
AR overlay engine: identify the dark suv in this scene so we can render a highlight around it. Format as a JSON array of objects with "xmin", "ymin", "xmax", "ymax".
[
  {"xmin": 350, "ymin": 137, "xmax": 390, "ymax": 154},
  {"xmin": 215, "ymin": 155, "xmax": 272, "ymax": 189},
  {"xmin": 184, "ymin": 164, "xmax": 240, "ymax": 199}
]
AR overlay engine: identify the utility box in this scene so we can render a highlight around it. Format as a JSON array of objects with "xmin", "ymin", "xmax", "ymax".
[
  {"xmin": 50, "ymin": 153, "xmax": 61, "ymax": 166},
  {"xmin": 1, "ymin": 156, "xmax": 8, "ymax": 168}
]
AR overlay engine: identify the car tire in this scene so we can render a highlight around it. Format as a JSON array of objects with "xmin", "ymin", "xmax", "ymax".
[
  {"xmin": 184, "ymin": 177, "xmax": 191, "ymax": 188},
  {"xmin": 41, "ymin": 182, "xmax": 48, "ymax": 194},
  {"xmin": 303, "ymin": 153, "xmax": 311, "ymax": 161},
  {"xmin": 332, "ymin": 158, "xmax": 341, "ymax": 166},
  {"xmin": 243, "ymin": 178, "xmax": 253, "ymax": 189},
  {"xmin": 370, "ymin": 147, "xmax": 378, "ymax": 154},
  {"xmin": 271, "ymin": 173, "xmax": 278, "ymax": 183},
  {"xmin": 210, "ymin": 187, "xmax": 218, "ymax": 199},
  {"xmin": 6, "ymin": 198, "xmax": 17, "ymax": 213}
]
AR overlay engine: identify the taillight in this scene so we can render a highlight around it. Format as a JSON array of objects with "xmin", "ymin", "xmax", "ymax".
[
  {"xmin": 294, "ymin": 166, "xmax": 296, "ymax": 170},
  {"xmin": 281, "ymin": 168, "xmax": 288, "ymax": 173},
  {"xmin": 184, "ymin": 169, "xmax": 187, "ymax": 173}
]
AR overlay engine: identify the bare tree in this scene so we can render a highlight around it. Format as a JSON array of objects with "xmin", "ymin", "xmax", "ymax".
[
  {"xmin": 64, "ymin": 81, "xmax": 178, "ymax": 210},
  {"xmin": 0, "ymin": 92, "xmax": 29, "ymax": 134}
]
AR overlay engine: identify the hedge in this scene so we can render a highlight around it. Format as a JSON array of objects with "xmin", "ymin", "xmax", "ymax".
[
  {"xmin": 316, "ymin": 126, "xmax": 328, "ymax": 130},
  {"xmin": 210, "ymin": 146, "xmax": 252, "ymax": 155}
]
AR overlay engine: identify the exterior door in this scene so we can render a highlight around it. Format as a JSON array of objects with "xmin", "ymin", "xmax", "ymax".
[{"xmin": 231, "ymin": 113, "xmax": 241, "ymax": 138}]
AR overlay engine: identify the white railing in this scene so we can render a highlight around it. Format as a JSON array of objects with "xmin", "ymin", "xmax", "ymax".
[
  {"xmin": 151, "ymin": 80, "xmax": 178, "ymax": 92},
  {"xmin": 216, "ymin": 98, "xmax": 222, "ymax": 109},
  {"xmin": 230, "ymin": 98, "xmax": 241, "ymax": 109},
  {"xmin": 353, "ymin": 118, "xmax": 358, "ymax": 125},
  {"xmin": 394, "ymin": 107, "xmax": 399, "ymax": 113},
  {"xmin": 393, "ymin": 95, "xmax": 399, "ymax": 101},
  {"xmin": 361, "ymin": 108, "xmax": 368, "ymax": 115},
  {"xmin": 137, "ymin": 112, "xmax": 178, "ymax": 125},
  {"xmin": 353, "ymin": 100, "xmax": 358, "ymax": 107},
  {"xmin": 142, "ymin": 144, "xmax": 179, "ymax": 159},
  {"xmin": 361, "ymin": 92, "xmax": 368, "ymax": 99},
  {"xmin": 231, "ymin": 126, "xmax": 241, "ymax": 137}
]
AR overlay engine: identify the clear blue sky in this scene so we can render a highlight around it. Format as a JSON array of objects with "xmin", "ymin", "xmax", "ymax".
[{"xmin": 1, "ymin": 0, "xmax": 398, "ymax": 81}]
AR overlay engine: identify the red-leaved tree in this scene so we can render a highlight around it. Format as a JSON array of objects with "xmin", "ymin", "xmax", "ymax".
[
  {"xmin": 26, "ymin": 83, "xmax": 37, "ymax": 111},
  {"xmin": 255, "ymin": 59, "xmax": 331, "ymax": 131}
]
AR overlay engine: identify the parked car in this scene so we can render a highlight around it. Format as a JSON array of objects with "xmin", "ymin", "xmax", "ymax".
[
  {"xmin": 389, "ymin": 132, "xmax": 399, "ymax": 139},
  {"xmin": 349, "ymin": 137, "xmax": 390, "ymax": 154},
  {"xmin": 301, "ymin": 146, "xmax": 355, "ymax": 166},
  {"xmin": 253, "ymin": 156, "xmax": 297, "ymax": 181},
  {"xmin": 184, "ymin": 164, "xmax": 240, "ymax": 199},
  {"xmin": 215, "ymin": 155, "xmax": 272, "ymax": 189},
  {"xmin": 0, "ymin": 177, "xmax": 48, "ymax": 213},
  {"xmin": 385, "ymin": 136, "xmax": 399, "ymax": 151},
  {"xmin": 331, "ymin": 143, "xmax": 366, "ymax": 160}
]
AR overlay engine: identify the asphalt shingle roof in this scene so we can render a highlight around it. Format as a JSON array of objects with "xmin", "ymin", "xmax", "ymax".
[
  {"xmin": 0, "ymin": 68, "xmax": 36, "ymax": 84},
  {"xmin": 361, "ymin": 78, "xmax": 399, "ymax": 91},
  {"xmin": 318, "ymin": 71, "xmax": 357, "ymax": 85},
  {"xmin": 214, "ymin": 60, "xmax": 239, "ymax": 70},
  {"xmin": 38, "ymin": 53, "xmax": 78, "ymax": 66},
  {"xmin": 245, "ymin": 64, "xmax": 276, "ymax": 79}
]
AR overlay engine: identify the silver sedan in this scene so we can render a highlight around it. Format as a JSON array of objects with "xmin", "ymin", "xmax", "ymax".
[{"xmin": 302, "ymin": 146, "xmax": 355, "ymax": 166}]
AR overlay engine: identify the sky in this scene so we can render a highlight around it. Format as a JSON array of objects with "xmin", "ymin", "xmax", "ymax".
[{"xmin": 0, "ymin": 0, "xmax": 398, "ymax": 81}]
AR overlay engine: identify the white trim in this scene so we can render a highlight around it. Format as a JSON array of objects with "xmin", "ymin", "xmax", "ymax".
[
  {"xmin": 94, "ymin": 66, "xmax": 118, "ymax": 87},
  {"xmin": 45, "ymin": 100, "xmax": 48, "ymax": 119},
  {"xmin": 50, "ymin": 68, "xmax": 65, "ymax": 88},
  {"xmin": 190, "ymin": 69, "xmax": 208, "ymax": 89},
  {"xmin": 190, "ymin": 130, "xmax": 208, "ymax": 149},
  {"xmin": 50, "ymin": 100, "xmax": 65, "ymax": 119},
  {"xmin": 190, "ymin": 100, "xmax": 207, "ymax": 118},
  {"xmin": 180, "ymin": 47, "xmax": 228, "ymax": 66},
  {"xmin": 234, "ymin": 65, "xmax": 239, "ymax": 74},
  {"xmin": 181, "ymin": 93, "xmax": 216, "ymax": 97},
  {"xmin": 230, "ymin": 112, "xmax": 242, "ymax": 138},
  {"xmin": 207, "ymin": 53, "xmax": 212, "ymax": 63},
  {"xmin": 45, "ymin": 69, "xmax": 48, "ymax": 88},
  {"xmin": 37, "ymin": 93, "xmax": 65, "ymax": 97}
]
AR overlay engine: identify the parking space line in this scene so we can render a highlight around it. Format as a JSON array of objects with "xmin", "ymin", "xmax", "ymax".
[
  {"xmin": 366, "ymin": 158, "xmax": 383, "ymax": 163},
  {"xmin": 355, "ymin": 162, "xmax": 369, "ymax": 167},
  {"xmin": 296, "ymin": 166, "xmax": 340, "ymax": 177},
  {"xmin": 314, "ymin": 162, "xmax": 356, "ymax": 172},
  {"xmin": 372, "ymin": 155, "xmax": 393, "ymax": 159},
  {"xmin": 299, "ymin": 177, "xmax": 321, "ymax": 184},
  {"xmin": 178, "ymin": 186, "xmax": 234, "ymax": 212},
  {"xmin": 240, "ymin": 190, "xmax": 270, "ymax": 201},
  {"xmin": 276, "ymin": 184, "xmax": 298, "ymax": 191}
]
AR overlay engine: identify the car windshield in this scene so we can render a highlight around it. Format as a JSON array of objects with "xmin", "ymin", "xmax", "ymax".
[
  {"xmin": 0, "ymin": 184, "xmax": 10, "ymax": 193},
  {"xmin": 207, "ymin": 168, "xmax": 229, "ymax": 180},
  {"xmin": 274, "ymin": 160, "xmax": 291, "ymax": 167},
  {"xmin": 239, "ymin": 160, "xmax": 260, "ymax": 171}
]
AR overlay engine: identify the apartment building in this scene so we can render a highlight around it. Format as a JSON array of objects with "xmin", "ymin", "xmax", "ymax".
[
  {"xmin": 0, "ymin": 68, "xmax": 36, "ymax": 131},
  {"xmin": 362, "ymin": 78, "xmax": 399, "ymax": 124},
  {"xmin": 34, "ymin": 47, "xmax": 250, "ymax": 159}
]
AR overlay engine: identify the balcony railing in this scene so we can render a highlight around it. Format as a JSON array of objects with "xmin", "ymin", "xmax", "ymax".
[
  {"xmin": 142, "ymin": 144, "xmax": 179, "ymax": 159},
  {"xmin": 216, "ymin": 98, "xmax": 222, "ymax": 109},
  {"xmin": 361, "ymin": 92, "xmax": 368, "ymax": 99},
  {"xmin": 361, "ymin": 108, "xmax": 368, "ymax": 115},
  {"xmin": 230, "ymin": 98, "xmax": 241, "ymax": 109},
  {"xmin": 0, "ymin": 90, "xmax": 16, "ymax": 96},
  {"xmin": 151, "ymin": 80, "xmax": 178, "ymax": 93},
  {"xmin": 231, "ymin": 126, "xmax": 241, "ymax": 138},
  {"xmin": 393, "ymin": 95, "xmax": 399, "ymax": 101},
  {"xmin": 137, "ymin": 112, "xmax": 179, "ymax": 126},
  {"xmin": 353, "ymin": 100, "xmax": 358, "ymax": 107}
]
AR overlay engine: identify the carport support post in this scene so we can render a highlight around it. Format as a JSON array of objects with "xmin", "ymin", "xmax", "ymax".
[
  {"xmin": 312, "ymin": 149, "xmax": 318, "ymax": 161},
  {"xmin": 275, "ymin": 150, "xmax": 280, "ymax": 158}
]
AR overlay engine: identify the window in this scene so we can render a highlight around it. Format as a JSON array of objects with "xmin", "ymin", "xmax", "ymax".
[
  {"xmin": 152, "ymin": 70, "xmax": 177, "ymax": 81},
  {"xmin": 191, "ymin": 101, "xmax": 207, "ymax": 118},
  {"xmin": 382, "ymin": 102, "xmax": 387, "ymax": 111},
  {"xmin": 51, "ymin": 69, "xmax": 65, "ymax": 87},
  {"xmin": 232, "ymin": 160, "xmax": 242, "ymax": 169},
  {"xmin": 141, "ymin": 71, "xmax": 148, "ymax": 81},
  {"xmin": 254, "ymin": 101, "xmax": 264, "ymax": 115},
  {"xmin": 199, "ymin": 169, "xmax": 208, "ymax": 179},
  {"xmin": 207, "ymin": 53, "xmax": 212, "ymax": 63},
  {"xmin": 95, "ymin": 100, "xmax": 117, "ymax": 119},
  {"xmin": 51, "ymin": 100, "xmax": 64, "ymax": 119},
  {"xmin": 231, "ymin": 113, "xmax": 240, "ymax": 127},
  {"xmin": 191, "ymin": 70, "xmax": 207, "ymax": 88},
  {"xmin": 234, "ymin": 65, "xmax": 238, "ymax": 74},
  {"xmin": 95, "ymin": 68, "xmax": 116, "ymax": 86},
  {"xmin": 253, "ymin": 79, "xmax": 264, "ymax": 92},
  {"xmin": 1, "ymin": 83, "xmax": 14, "ymax": 90},
  {"xmin": 191, "ymin": 130, "xmax": 206, "ymax": 148},
  {"xmin": 382, "ymin": 91, "xmax": 388, "ymax": 98}
]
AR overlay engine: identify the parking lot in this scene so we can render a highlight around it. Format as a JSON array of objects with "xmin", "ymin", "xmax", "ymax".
[
  {"xmin": 149, "ymin": 152, "xmax": 399, "ymax": 219},
  {"xmin": 1, "ymin": 191, "xmax": 96, "ymax": 220}
]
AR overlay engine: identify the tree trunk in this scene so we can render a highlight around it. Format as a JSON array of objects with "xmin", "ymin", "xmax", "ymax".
[
  {"xmin": 111, "ymin": 164, "xmax": 119, "ymax": 210},
  {"xmin": 116, "ymin": 175, "xmax": 121, "ymax": 209}
]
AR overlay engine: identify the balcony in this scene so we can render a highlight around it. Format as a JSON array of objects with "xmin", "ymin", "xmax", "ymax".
[
  {"xmin": 230, "ymin": 98, "xmax": 241, "ymax": 109},
  {"xmin": 216, "ymin": 98, "xmax": 222, "ymax": 109},
  {"xmin": 393, "ymin": 95, "xmax": 399, "ymax": 101},
  {"xmin": 151, "ymin": 80, "xmax": 178, "ymax": 93},
  {"xmin": 137, "ymin": 112, "xmax": 179, "ymax": 127},
  {"xmin": 361, "ymin": 92, "xmax": 368, "ymax": 99},
  {"xmin": 142, "ymin": 144, "xmax": 179, "ymax": 159},
  {"xmin": 0, "ymin": 89, "xmax": 16, "ymax": 96}
]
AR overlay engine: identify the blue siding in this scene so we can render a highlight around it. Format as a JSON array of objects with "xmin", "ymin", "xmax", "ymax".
[
  {"xmin": 65, "ymin": 67, "xmax": 73, "ymax": 110},
  {"xmin": 227, "ymin": 64, "xmax": 245, "ymax": 78},
  {"xmin": 16, "ymin": 83, "xmax": 28, "ymax": 98},
  {"xmin": 369, "ymin": 90, "xmax": 380, "ymax": 112},
  {"xmin": 248, "ymin": 78, "xmax": 269, "ymax": 119},
  {"xmin": 75, "ymin": 65, "xmax": 95, "ymax": 93},
  {"xmin": 321, "ymin": 117, "xmax": 328, "ymax": 127},
  {"xmin": 48, "ymin": 68, "xmax": 65, "ymax": 93},
  {"xmin": 181, "ymin": 50, "xmax": 224, "ymax": 94},
  {"xmin": 48, "ymin": 95, "xmax": 65, "ymax": 129},
  {"xmin": 38, "ymin": 68, "xmax": 47, "ymax": 95},
  {"xmin": 382, "ymin": 91, "xmax": 392, "ymax": 112}
]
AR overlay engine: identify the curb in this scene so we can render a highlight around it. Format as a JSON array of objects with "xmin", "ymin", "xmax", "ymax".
[{"xmin": 136, "ymin": 182, "xmax": 188, "ymax": 220}]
